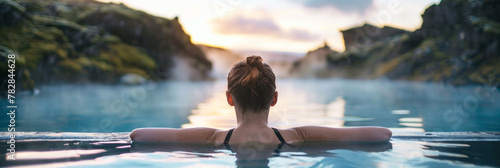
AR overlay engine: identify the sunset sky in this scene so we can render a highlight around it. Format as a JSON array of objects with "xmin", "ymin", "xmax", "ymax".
[{"xmin": 97, "ymin": 0, "xmax": 441, "ymax": 53}]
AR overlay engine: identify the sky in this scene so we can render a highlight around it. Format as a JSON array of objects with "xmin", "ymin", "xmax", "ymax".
[{"xmin": 97, "ymin": 0, "xmax": 441, "ymax": 53}]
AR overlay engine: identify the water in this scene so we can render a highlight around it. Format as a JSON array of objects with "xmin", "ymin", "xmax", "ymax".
[
  {"xmin": 1, "ymin": 140, "xmax": 499, "ymax": 167},
  {"xmin": 1, "ymin": 79, "xmax": 498, "ymax": 132},
  {"xmin": 1, "ymin": 79, "xmax": 500, "ymax": 167}
]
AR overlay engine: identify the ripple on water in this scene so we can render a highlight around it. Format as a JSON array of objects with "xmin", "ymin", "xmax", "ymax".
[{"xmin": 391, "ymin": 110, "xmax": 411, "ymax": 115}]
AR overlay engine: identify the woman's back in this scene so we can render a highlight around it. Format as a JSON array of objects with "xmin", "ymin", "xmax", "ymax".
[{"xmin": 214, "ymin": 127, "xmax": 300, "ymax": 145}]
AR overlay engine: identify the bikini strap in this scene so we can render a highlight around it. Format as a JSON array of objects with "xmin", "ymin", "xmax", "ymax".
[
  {"xmin": 223, "ymin": 128, "xmax": 235, "ymax": 145},
  {"xmin": 271, "ymin": 127, "xmax": 286, "ymax": 144}
]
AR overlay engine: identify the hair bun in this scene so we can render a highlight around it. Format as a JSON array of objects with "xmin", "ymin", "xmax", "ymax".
[{"xmin": 246, "ymin": 56, "xmax": 263, "ymax": 68}]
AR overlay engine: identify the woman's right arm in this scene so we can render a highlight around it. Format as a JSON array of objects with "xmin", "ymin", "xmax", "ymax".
[{"xmin": 293, "ymin": 126, "xmax": 392, "ymax": 142}]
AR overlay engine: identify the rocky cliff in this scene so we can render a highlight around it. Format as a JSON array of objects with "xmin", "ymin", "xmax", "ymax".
[
  {"xmin": 341, "ymin": 24, "xmax": 408, "ymax": 51},
  {"xmin": 0, "ymin": 0, "xmax": 212, "ymax": 90},
  {"xmin": 292, "ymin": 0, "xmax": 500, "ymax": 87}
]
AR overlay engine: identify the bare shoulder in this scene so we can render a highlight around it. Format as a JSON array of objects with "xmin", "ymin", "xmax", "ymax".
[
  {"xmin": 210, "ymin": 129, "xmax": 233, "ymax": 144},
  {"xmin": 130, "ymin": 127, "xmax": 220, "ymax": 142},
  {"xmin": 272, "ymin": 127, "xmax": 303, "ymax": 143}
]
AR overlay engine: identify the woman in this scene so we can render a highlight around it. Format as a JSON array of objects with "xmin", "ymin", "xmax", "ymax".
[{"xmin": 130, "ymin": 56, "xmax": 392, "ymax": 145}]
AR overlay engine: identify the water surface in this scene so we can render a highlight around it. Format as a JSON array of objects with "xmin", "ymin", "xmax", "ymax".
[
  {"xmin": 1, "ymin": 79, "xmax": 498, "ymax": 132},
  {"xmin": 1, "ymin": 140, "xmax": 499, "ymax": 168}
]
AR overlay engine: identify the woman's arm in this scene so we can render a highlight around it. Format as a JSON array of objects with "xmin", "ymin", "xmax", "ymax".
[
  {"xmin": 130, "ymin": 127, "xmax": 218, "ymax": 142},
  {"xmin": 293, "ymin": 126, "xmax": 392, "ymax": 141}
]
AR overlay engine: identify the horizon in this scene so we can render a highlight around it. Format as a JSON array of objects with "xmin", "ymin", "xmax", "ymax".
[{"xmin": 96, "ymin": 0, "xmax": 441, "ymax": 53}]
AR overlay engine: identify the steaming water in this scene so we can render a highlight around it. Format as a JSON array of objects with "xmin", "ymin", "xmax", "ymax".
[
  {"xmin": 1, "ymin": 78, "xmax": 499, "ymax": 132},
  {"xmin": 2, "ymin": 79, "xmax": 500, "ymax": 168}
]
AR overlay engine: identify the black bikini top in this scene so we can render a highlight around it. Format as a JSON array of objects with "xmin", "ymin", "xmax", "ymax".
[
  {"xmin": 222, "ymin": 127, "xmax": 292, "ymax": 154},
  {"xmin": 223, "ymin": 127, "xmax": 287, "ymax": 145}
]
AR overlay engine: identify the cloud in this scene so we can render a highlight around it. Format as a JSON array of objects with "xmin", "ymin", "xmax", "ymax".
[
  {"xmin": 214, "ymin": 15, "xmax": 280, "ymax": 35},
  {"xmin": 299, "ymin": 0, "xmax": 374, "ymax": 14},
  {"xmin": 287, "ymin": 29, "xmax": 320, "ymax": 41},
  {"xmin": 211, "ymin": 13, "xmax": 320, "ymax": 41}
]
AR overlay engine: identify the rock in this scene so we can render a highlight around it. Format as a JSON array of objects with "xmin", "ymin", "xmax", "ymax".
[
  {"xmin": 77, "ymin": 4, "xmax": 211, "ymax": 80},
  {"xmin": 290, "ymin": 42, "xmax": 338, "ymax": 78},
  {"xmin": 120, "ymin": 73, "xmax": 146, "ymax": 85},
  {"xmin": 0, "ymin": 0, "xmax": 28, "ymax": 26},
  {"xmin": 341, "ymin": 23, "xmax": 408, "ymax": 51},
  {"xmin": 290, "ymin": 0, "xmax": 500, "ymax": 87},
  {"xmin": 0, "ymin": 0, "xmax": 214, "ymax": 91}
]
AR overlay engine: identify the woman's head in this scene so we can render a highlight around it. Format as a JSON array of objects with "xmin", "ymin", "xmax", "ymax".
[{"xmin": 227, "ymin": 56, "xmax": 276, "ymax": 112}]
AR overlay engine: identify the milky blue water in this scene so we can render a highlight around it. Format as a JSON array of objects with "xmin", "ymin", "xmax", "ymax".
[
  {"xmin": 1, "ymin": 79, "xmax": 498, "ymax": 132},
  {"xmin": 1, "ymin": 79, "xmax": 500, "ymax": 167}
]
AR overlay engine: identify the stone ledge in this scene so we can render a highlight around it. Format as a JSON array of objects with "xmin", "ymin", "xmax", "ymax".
[{"xmin": 1, "ymin": 132, "xmax": 499, "ymax": 142}]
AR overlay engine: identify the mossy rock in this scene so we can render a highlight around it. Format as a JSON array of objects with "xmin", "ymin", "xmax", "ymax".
[
  {"xmin": 32, "ymin": 15, "xmax": 84, "ymax": 31},
  {"xmin": 56, "ymin": 48, "xmax": 68, "ymax": 59},
  {"xmin": 374, "ymin": 56, "xmax": 405, "ymax": 77},
  {"xmin": 116, "ymin": 67, "xmax": 150, "ymax": 79},
  {"xmin": 57, "ymin": 58, "xmax": 83, "ymax": 73},
  {"xmin": 0, "ymin": 0, "xmax": 217, "ymax": 89},
  {"xmin": 105, "ymin": 43, "xmax": 156, "ymax": 70},
  {"xmin": 103, "ymin": 35, "xmax": 121, "ymax": 44},
  {"xmin": 75, "ymin": 57, "xmax": 92, "ymax": 67},
  {"xmin": 90, "ymin": 59, "xmax": 113, "ymax": 72},
  {"xmin": 97, "ymin": 51, "xmax": 122, "ymax": 67},
  {"xmin": 0, "ymin": 0, "xmax": 27, "ymax": 25},
  {"xmin": 20, "ymin": 69, "xmax": 35, "ymax": 90},
  {"xmin": 1, "ymin": 0, "xmax": 26, "ymax": 13},
  {"xmin": 77, "ymin": 4, "xmax": 150, "ymax": 23},
  {"xmin": 53, "ymin": 3, "xmax": 75, "ymax": 20},
  {"xmin": 470, "ymin": 16, "xmax": 500, "ymax": 35}
]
